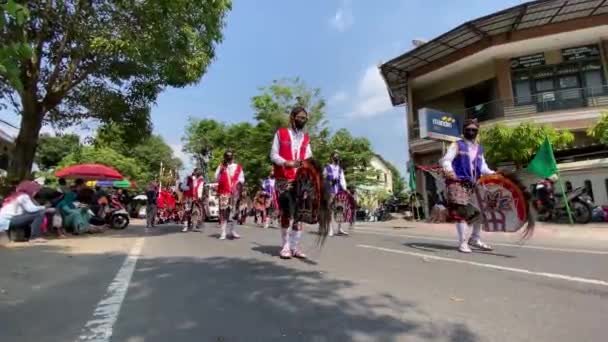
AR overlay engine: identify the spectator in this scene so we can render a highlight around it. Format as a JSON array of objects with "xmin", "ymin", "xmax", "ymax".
[
  {"xmin": 146, "ymin": 182, "xmax": 158, "ymax": 228},
  {"xmin": 0, "ymin": 181, "xmax": 53, "ymax": 243}
]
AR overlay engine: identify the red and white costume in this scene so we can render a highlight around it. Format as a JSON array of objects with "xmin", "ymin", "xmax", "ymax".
[
  {"xmin": 181, "ymin": 173, "xmax": 205, "ymax": 232},
  {"xmin": 214, "ymin": 162, "xmax": 245, "ymax": 239},
  {"xmin": 270, "ymin": 127, "xmax": 312, "ymax": 258}
]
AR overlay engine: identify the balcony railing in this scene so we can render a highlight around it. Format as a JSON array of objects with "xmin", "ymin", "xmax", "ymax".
[{"xmin": 410, "ymin": 85, "xmax": 608, "ymax": 139}]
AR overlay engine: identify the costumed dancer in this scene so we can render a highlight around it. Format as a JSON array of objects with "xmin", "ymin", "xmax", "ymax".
[
  {"xmin": 262, "ymin": 171, "xmax": 277, "ymax": 228},
  {"xmin": 270, "ymin": 106, "xmax": 312, "ymax": 259},
  {"xmin": 181, "ymin": 168, "xmax": 205, "ymax": 232},
  {"xmin": 440, "ymin": 118, "xmax": 495, "ymax": 253},
  {"xmin": 215, "ymin": 149, "xmax": 244, "ymax": 240},
  {"xmin": 324, "ymin": 151, "xmax": 349, "ymax": 236}
]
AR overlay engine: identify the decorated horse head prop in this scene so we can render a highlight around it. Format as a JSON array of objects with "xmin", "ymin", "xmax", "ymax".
[
  {"xmin": 418, "ymin": 165, "xmax": 535, "ymax": 240},
  {"xmin": 294, "ymin": 158, "xmax": 332, "ymax": 245}
]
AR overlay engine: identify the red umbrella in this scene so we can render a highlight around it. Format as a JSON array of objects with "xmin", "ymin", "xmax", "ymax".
[{"xmin": 55, "ymin": 163, "xmax": 124, "ymax": 181}]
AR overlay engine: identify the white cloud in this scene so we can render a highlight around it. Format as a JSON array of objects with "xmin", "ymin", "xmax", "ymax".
[
  {"xmin": 348, "ymin": 65, "xmax": 393, "ymax": 118},
  {"xmin": 329, "ymin": 0, "xmax": 354, "ymax": 32},
  {"xmin": 329, "ymin": 91, "xmax": 349, "ymax": 104}
]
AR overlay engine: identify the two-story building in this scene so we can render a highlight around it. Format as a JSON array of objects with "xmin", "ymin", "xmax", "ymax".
[{"xmin": 381, "ymin": 0, "xmax": 608, "ymax": 213}]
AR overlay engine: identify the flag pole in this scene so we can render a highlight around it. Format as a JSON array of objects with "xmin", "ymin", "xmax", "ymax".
[{"xmin": 555, "ymin": 170, "xmax": 574, "ymax": 225}]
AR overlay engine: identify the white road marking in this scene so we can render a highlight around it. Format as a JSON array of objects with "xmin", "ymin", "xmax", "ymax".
[
  {"xmin": 78, "ymin": 237, "xmax": 145, "ymax": 342},
  {"xmin": 354, "ymin": 228, "xmax": 608, "ymax": 255},
  {"xmin": 357, "ymin": 244, "xmax": 608, "ymax": 287}
]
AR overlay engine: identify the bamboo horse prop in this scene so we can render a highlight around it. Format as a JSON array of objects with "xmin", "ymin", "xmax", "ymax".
[
  {"xmin": 418, "ymin": 165, "xmax": 535, "ymax": 239},
  {"xmin": 293, "ymin": 159, "xmax": 332, "ymax": 245}
]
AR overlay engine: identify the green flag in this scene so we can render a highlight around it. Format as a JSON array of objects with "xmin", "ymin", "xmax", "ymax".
[
  {"xmin": 408, "ymin": 162, "xmax": 416, "ymax": 192},
  {"xmin": 527, "ymin": 137, "xmax": 557, "ymax": 178}
]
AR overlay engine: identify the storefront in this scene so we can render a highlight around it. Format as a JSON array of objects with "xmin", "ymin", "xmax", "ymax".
[{"xmin": 511, "ymin": 44, "xmax": 606, "ymax": 111}]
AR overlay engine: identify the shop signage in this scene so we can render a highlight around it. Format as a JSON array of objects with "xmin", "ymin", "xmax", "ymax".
[
  {"xmin": 511, "ymin": 53, "xmax": 545, "ymax": 70},
  {"xmin": 418, "ymin": 108, "xmax": 462, "ymax": 142},
  {"xmin": 562, "ymin": 45, "xmax": 600, "ymax": 61}
]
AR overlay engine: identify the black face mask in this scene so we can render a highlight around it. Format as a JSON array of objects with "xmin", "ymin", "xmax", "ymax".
[
  {"xmin": 293, "ymin": 118, "xmax": 307, "ymax": 130},
  {"xmin": 463, "ymin": 129, "xmax": 478, "ymax": 141},
  {"xmin": 332, "ymin": 157, "xmax": 340, "ymax": 163},
  {"xmin": 224, "ymin": 155, "xmax": 233, "ymax": 164}
]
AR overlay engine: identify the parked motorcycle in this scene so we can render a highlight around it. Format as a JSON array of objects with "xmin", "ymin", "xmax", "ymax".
[{"xmin": 533, "ymin": 180, "xmax": 594, "ymax": 224}]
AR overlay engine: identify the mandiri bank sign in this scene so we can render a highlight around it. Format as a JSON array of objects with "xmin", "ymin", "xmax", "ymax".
[{"xmin": 418, "ymin": 108, "xmax": 462, "ymax": 142}]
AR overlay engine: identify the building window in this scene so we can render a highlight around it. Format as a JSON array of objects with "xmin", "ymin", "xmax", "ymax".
[
  {"xmin": 511, "ymin": 45, "xmax": 605, "ymax": 111},
  {"xmin": 584, "ymin": 180, "xmax": 594, "ymax": 202},
  {"xmin": 384, "ymin": 173, "xmax": 387, "ymax": 184}
]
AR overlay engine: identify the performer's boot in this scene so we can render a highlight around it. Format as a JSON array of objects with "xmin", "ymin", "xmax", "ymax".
[
  {"xmin": 181, "ymin": 219, "xmax": 189, "ymax": 232},
  {"xmin": 468, "ymin": 223, "xmax": 493, "ymax": 251},
  {"xmin": 264, "ymin": 217, "xmax": 270, "ymax": 229},
  {"xmin": 280, "ymin": 228, "xmax": 291, "ymax": 259},
  {"xmin": 456, "ymin": 222, "xmax": 471, "ymax": 253},
  {"xmin": 290, "ymin": 228, "xmax": 306, "ymax": 259},
  {"xmin": 229, "ymin": 221, "xmax": 240, "ymax": 239},
  {"xmin": 219, "ymin": 221, "xmax": 227, "ymax": 240},
  {"xmin": 337, "ymin": 222, "xmax": 349, "ymax": 236},
  {"xmin": 328, "ymin": 222, "xmax": 335, "ymax": 237}
]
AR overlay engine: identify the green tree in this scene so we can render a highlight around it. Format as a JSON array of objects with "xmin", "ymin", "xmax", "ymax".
[
  {"xmin": 480, "ymin": 122, "xmax": 574, "ymax": 169},
  {"xmin": 35, "ymin": 133, "xmax": 81, "ymax": 170},
  {"xmin": 58, "ymin": 146, "xmax": 143, "ymax": 181},
  {"xmin": 183, "ymin": 79, "xmax": 379, "ymax": 190},
  {"xmin": 0, "ymin": 0, "xmax": 31, "ymax": 94},
  {"xmin": 383, "ymin": 159, "xmax": 406, "ymax": 195},
  {"xmin": 0, "ymin": 0, "xmax": 231, "ymax": 181},
  {"xmin": 587, "ymin": 112, "xmax": 608, "ymax": 144}
]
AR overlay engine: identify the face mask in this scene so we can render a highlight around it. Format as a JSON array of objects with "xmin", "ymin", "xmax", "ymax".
[
  {"xmin": 463, "ymin": 129, "xmax": 478, "ymax": 141},
  {"xmin": 225, "ymin": 155, "xmax": 233, "ymax": 163},
  {"xmin": 332, "ymin": 156, "xmax": 339, "ymax": 163}
]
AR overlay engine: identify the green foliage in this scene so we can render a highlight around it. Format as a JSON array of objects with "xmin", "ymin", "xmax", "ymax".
[
  {"xmin": 0, "ymin": 0, "xmax": 31, "ymax": 92},
  {"xmin": 480, "ymin": 122, "xmax": 574, "ymax": 168},
  {"xmin": 35, "ymin": 134, "xmax": 82, "ymax": 170},
  {"xmin": 183, "ymin": 79, "xmax": 380, "ymax": 190},
  {"xmin": 383, "ymin": 159, "xmax": 406, "ymax": 195},
  {"xmin": 58, "ymin": 147, "xmax": 143, "ymax": 181},
  {"xmin": 1, "ymin": 0, "xmax": 232, "ymax": 179},
  {"xmin": 587, "ymin": 112, "xmax": 608, "ymax": 144}
]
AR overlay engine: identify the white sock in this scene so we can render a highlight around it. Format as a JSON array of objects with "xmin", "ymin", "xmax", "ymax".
[
  {"xmin": 456, "ymin": 222, "xmax": 467, "ymax": 244},
  {"xmin": 470, "ymin": 223, "xmax": 481, "ymax": 241},
  {"xmin": 291, "ymin": 230, "xmax": 302, "ymax": 249},
  {"xmin": 220, "ymin": 222, "xmax": 227, "ymax": 237},
  {"xmin": 281, "ymin": 229, "xmax": 289, "ymax": 249}
]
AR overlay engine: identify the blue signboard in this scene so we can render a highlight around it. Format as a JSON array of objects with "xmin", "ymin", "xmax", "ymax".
[{"xmin": 418, "ymin": 108, "xmax": 462, "ymax": 142}]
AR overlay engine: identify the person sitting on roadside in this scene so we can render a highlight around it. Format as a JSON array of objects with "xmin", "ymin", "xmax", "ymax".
[
  {"xmin": 0, "ymin": 181, "xmax": 55, "ymax": 243},
  {"xmin": 56, "ymin": 179, "xmax": 93, "ymax": 235},
  {"xmin": 57, "ymin": 178, "xmax": 70, "ymax": 193}
]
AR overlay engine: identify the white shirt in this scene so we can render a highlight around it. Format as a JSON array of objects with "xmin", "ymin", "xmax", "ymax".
[
  {"xmin": 270, "ymin": 128, "xmax": 313, "ymax": 166},
  {"xmin": 323, "ymin": 163, "xmax": 347, "ymax": 190},
  {"xmin": 440, "ymin": 140, "xmax": 494, "ymax": 177},
  {"xmin": 0, "ymin": 194, "xmax": 45, "ymax": 232},
  {"xmin": 214, "ymin": 163, "xmax": 245, "ymax": 185}
]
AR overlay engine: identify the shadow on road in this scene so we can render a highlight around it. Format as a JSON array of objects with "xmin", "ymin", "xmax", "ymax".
[
  {"xmin": 114, "ymin": 255, "xmax": 479, "ymax": 342},
  {"xmin": 404, "ymin": 242, "xmax": 516, "ymax": 258}
]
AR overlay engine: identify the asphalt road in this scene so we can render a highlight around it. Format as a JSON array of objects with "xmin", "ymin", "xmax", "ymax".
[{"xmin": 1, "ymin": 221, "xmax": 607, "ymax": 342}]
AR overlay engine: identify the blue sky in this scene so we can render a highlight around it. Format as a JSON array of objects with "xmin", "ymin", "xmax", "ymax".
[{"xmin": 2, "ymin": 0, "xmax": 524, "ymax": 176}]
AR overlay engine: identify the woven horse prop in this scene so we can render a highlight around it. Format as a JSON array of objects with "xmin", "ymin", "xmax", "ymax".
[
  {"xmin": 418, "ymin": 165, "xmax": 535, "ymax": 239},
  {"xmin": 332, "ymin": 190, "xmax": 356, "ymax": 227},
  {"xmin": 294, "ymin": 159, "xmax": 332, "ymax": 245}
]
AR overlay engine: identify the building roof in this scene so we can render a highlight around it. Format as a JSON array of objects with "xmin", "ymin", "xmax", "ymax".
[{"xmin": 380, "ymin": 0, "xmax": 608, "ymax": 106}]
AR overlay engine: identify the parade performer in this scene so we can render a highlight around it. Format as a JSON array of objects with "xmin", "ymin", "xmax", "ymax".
[
  {"xmin": 440, "ymin": 118, "xmax": 495, "ymax": 253},
  {"xmin": 253, "ymin": 188, "xmax": 271, "ymax": 227},
  {"xmin": 181, "ymin": 168, "xmax": 205, "ymax": 232},
  {"xmin": 324, "ymin": 151, "xmax": 349, "ymax": 236},
  {"xmin": 262, "ymin": 171, "xmax": 277, "ymax": 228},
  {"xmin": 270, "ymin": 106, "xmax": 314, "ymax": 259},
  {"xmin": 215, "ymin": 149, "xmax": 245, "ymax": 240}
]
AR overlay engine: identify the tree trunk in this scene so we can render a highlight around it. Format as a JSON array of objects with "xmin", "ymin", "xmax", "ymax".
[{"xmin": 8, "ymin": 108, "xmax": 43, "ymax": 182}]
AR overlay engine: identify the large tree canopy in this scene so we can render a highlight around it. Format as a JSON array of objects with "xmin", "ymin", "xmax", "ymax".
[
  {"xmin": 183, "ymin": 78, "xmax": 380, "ymax": 190},
  {"xmin": 481, "ymin": 123, "xmax": 574, "ymax": 169},
  {"xmin": 587, "ymin": 112, "xmax": 608, "ymax": 144},
  {"xmin": 35, "ymin": 133, "xmax": 80, "ymax": 170},
  {"xmin": 0, "ymin": 0, "xmax": 231, "ymax": 180}
]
